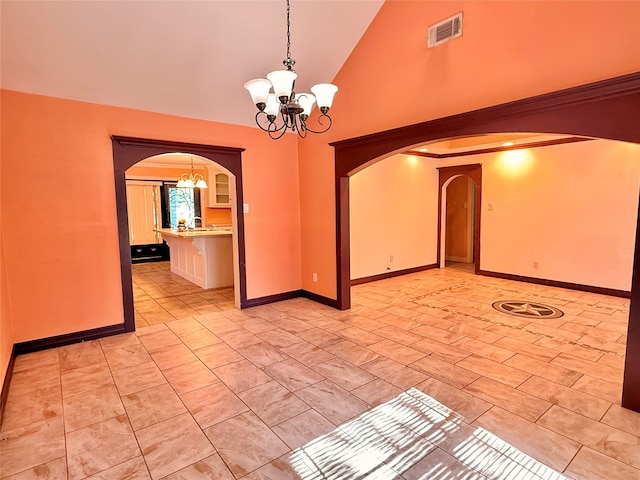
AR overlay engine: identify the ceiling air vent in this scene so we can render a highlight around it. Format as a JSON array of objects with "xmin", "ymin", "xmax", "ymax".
[{"xmin": 428, "ymin": 12, "xmax": 463, "ymax": 48}]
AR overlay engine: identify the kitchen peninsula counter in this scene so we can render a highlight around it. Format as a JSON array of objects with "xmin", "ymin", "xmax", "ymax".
[{"xmin": 155, "ymin": 228, "xmax": 233, "ymax": 289}]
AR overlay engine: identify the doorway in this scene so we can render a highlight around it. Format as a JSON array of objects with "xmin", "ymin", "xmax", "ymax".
[
  {"xmin": 438, "ymin": 164, "xmax": 482, "ymax": 273},
  {"xmin": 112, "ymin": 136, "xmax": 246, "ymax": 333}
]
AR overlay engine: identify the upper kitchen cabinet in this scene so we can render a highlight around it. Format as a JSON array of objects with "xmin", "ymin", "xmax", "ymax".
[{"xmin": 206, "ymin": 166, "xmax": 231, "ymax": 207}]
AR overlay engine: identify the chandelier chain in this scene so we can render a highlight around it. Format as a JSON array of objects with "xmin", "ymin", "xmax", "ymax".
[{"xmin": 285, "ymin": 0, "xmax": 291, "ymax": 62}]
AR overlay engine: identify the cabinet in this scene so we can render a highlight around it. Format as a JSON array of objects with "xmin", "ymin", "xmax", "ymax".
[{"xmin": 206, "ymin": 167, "xmax": 231, "ymax": 207}]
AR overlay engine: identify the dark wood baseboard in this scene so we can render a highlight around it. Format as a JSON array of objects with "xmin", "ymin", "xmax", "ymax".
[
  {"xmin": 14, "ymin": 323, "xmax": 127, "ymax": 356},
  {"xmin": 351, "ymin": 263, "xmax": 439, "ymax": 286},
  {"xmin": 478, "ymin": 269, "xmax": 631, "ymax": 299},
  {"xmin": 242, "ymin": 290, "xmax": 302, "ymax": 308},
  {"xmin": 243, "ymin": 289, "xmax": 342, "ymax": 310},
  {"xmin": 300, "ymin": 290, "xmax": 342, "ymax": 310},
  {"xmin": 0, "ymin": 344, "xmax": 17, "ymax": 431}
]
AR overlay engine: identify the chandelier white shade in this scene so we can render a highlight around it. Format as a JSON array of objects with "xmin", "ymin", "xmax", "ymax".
[
  {"xmin": 244, "ymin": 0, "xmax": 338, "ymax": 139},
  {"xmin": 177, "ymin": 157, "xmax": 207, "ymax": 189}
]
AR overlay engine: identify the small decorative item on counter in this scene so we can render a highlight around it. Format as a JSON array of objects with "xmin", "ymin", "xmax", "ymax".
[{"xmin": 177, "ymin": 218, "xmax": 187, "ymax": 231}]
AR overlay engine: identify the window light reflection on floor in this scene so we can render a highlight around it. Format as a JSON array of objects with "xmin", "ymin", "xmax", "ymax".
[{"xmin": 288, "ymin": 388, "xmax": 570, "ymax": 479}]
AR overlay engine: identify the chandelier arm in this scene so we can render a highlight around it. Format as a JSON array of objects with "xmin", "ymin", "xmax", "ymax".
[
  {"xmin": 300, "ymin": 113, "xmax": 333, "ymax": 134},
  {"xmin": 255, "ymin": 111, "xmax": 287, "ymax": 133},
  {"xmin": 267, "ymin": 123, "xmax": 289, "ymax": 140}
]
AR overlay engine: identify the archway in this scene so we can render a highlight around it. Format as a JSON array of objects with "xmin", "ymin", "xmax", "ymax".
[
  {"xmin": 112, "ymin": 136, "xmax": 246, "ymax": 333},
  {"xmin": 331, "ymin": 72, "xmax": 640, "ymax": 411}
]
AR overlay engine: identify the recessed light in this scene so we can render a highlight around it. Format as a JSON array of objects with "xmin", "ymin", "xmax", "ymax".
[
  {"xmin": 502, "ymin": 142, "xmax": 514, "ymax": 147},
  {"xmin": 419, "ymin": 148, "xmax": 428, "ymax": 152}
]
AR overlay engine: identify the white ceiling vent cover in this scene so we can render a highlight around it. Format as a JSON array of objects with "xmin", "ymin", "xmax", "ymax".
[{"xmin": 428, "ymin": 12, "xmax": 463, "ymax": 48}]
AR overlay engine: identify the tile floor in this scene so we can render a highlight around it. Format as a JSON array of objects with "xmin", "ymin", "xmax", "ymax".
[{"xmin": 1, "ymin": 262, "xmax": 639, "ymax": 479}]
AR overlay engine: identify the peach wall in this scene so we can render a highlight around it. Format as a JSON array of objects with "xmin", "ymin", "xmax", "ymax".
[
  {"xmin": 1, "ymin": 232, "xmax": 14, "ymax": 389},
  {"xmin": 350, "ymin": 155, "xmax": 437, "ymax": 279},
  {"xmin": 350, "ymin": 140, "xmax": 640, "ymax": 291},
  {"xmin": 298, "ymin": 0, "xmax": 640, "ymax": 298},
  {"xmin": 1, "ymin": 90, "xmax": 301, "ymax": 343}
]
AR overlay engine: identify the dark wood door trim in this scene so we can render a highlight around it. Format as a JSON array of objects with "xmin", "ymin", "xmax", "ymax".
[
  {"xmin": 331, "ymin": 72, "xmax": 640, "ymax": 412},
  {"xmin": 437, "ymin": 165, "xmax": 482, "ymax": 273},
  {"xmin": 112, "ymin": 136, "xmax": 246, "ymax": 332}
]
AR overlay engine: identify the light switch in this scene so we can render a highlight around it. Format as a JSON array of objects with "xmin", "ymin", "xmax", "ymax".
[{"xmin": 243, "ymin": 203, "xmax": 249, "ymax": 214}]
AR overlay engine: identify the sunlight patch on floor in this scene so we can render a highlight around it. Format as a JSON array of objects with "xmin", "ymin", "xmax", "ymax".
[{"xmin": 289, "ymin": 388, "xmax": 569, "ymax": 479}]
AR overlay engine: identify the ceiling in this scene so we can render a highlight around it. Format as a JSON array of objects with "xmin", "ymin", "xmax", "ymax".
[{"xmin": 0, "ymin": 0, "xmax": 384, "ymax": 128}]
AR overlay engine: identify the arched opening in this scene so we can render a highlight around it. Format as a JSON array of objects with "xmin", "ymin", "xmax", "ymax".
[
  {"xmin": 112, "ymin": 136, "xmax": 246, "ymax": 333},
  {"xmin": 331, "ymin": 72, "xmax": 640, "ymax": 411},
  {"xmin": 443, "ymin": 175, "xmax": 476, "ymax": 270}
]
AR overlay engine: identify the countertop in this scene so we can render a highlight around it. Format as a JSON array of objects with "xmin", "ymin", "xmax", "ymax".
[{"xmin": 155, "ymin": 228, "xmax": 232, "ymax": 238}]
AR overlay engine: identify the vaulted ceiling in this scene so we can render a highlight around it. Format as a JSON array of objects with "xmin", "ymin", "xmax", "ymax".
[{"xmin": 0, "ymin": 0, "xmax": 384, "ymax": 128}]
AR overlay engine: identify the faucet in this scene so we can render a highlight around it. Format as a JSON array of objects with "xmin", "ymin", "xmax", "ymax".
[{"xmin": 191, "ymin": 216, "xmax": 203, "ymax": 229}]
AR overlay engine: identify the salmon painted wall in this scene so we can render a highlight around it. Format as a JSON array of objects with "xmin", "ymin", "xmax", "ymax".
[
  {"xmin": 1, "ymin": 232, "xmax": 14, "ymax": 391},
  {"xmin": 1, "ymin": 90, "xmax": 301, "ymax": 343},
  {"xmin": 298, "ymin": 0, "xmax": 640, "ymax": 299},
  {"xmin": 350, "ymin": 139, "xmax": 640, "ymax": 291},
  {"xmin": 350, "ymin": 155, "xmax": 437, "ymax": 279}
]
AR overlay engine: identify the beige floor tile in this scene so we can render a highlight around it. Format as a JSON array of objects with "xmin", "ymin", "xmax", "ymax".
[
  {"xmin": 83, "ymin": 456, "xmax": 150, "ymax": 479},
  {"xmin": 199, "ymin": 317, "xmax": 243, "ymax": 335},
  {"xmin": 161, "ymin": 454, "xmax": 234, "ymax": 480},
  {"xmin": 121, "ymin": 384, "xmax": 187, "ymax": 431},
  {"xmin": 311, "ymin": 358, "xmax": 375, "ymax": 391},
  {"xmin": 271, "ymin": 410, "xmax": 336, "ymax": 450},
  {"xmin": 241, "ymin": 453, "xmax": 310, "ymax": 480},
  {"xmin": 402, "ymin": 447, "xmax": 487, "ymax": 480},
  {"xmin": 193, "ymin": 342, "xmax": 244, "ymax": 369},
  {"xmin": 204, "ymin": 411, "xmax": 290, "ymax": 478},
  {"xmin": 7, "ymin": 363, "xmax": 60, "ymax": 397},
  {"xmin": 63, "ymin": 384, "xmax": 125, "ymax": 432},
  {"xmin": 263, "ymin": 358, "xmax": 325, "ymax": 391},
  {"xmin": 464, "ymin": 376, "xmax": 552, "ymax": 422},
  {"xmin": 411, "ymin": 337, "xmax": 472, "ymax": 364},
  {"xmin": 234, "ymin": 317, "xmax": 278, "ymax": 334},
  {"xmin": 59, "ymin": 340, "xmax": 106, "ymax": 373},
  {"xmin": 551, "ymin": 353, "xmax": 623, "ymax": 383},
  {"xmin": 236, "ymin": 342, "xmax": 289, "ymax": 368},
  {"xmin": 359, "ymin": 356, "xmax": 404, "ymax": 378},
  {"xmin": 493, "ymin": 336, "xmax": 558, "ymax": 362},
  {"xmin": 175, "ymin": 328, "xmax": 221, "ymax": 350},
  {"xmin": 0, "ymin": 417, "xmax": 66, "ymax": 478},
  {"xmin": 180, "ymin": 382, "xmax": 248, "ymax": 429},
  {"xmin": 136, "ymin": 413, "xmax": 215, "ymax": 480},
  {"xmin": 148, "ymin": 342, "xmax": 197, "ymax": 370},
  {"xmin": 137, "ymin": 329, "xmax": 182, "ymax": 352},
  {"xmin": 325, "ymin": 340, "xmax": 381, "ymax": 366},
  {"xmin": 217, "ymin": 328, "xmax": 262, "ymax": 349},
  {"xmin": 601, "ymin": 404, "xmax": 640, "ymax": 436},
  {"xmin": 565, "ymin": 447, "xmax": 640, "ymax": 480},
  {"xmin": 279, "ymin": 341, "xmax": 335, "ymax": 366},
  {"xmin": 164, "ymin": 318, "xmax": 203, "ymax": 336},
  {"xmin": 572, "ymin": 375, "xmax": 624, "ymax": 404},
  {"xmin": 537, "ymin": 337, "xmax": 605, "ymax": 361},
  {"xmin": 294, "ymin": 327, "xmax": 342, "ymax": 348},
  {"xmin": 473, "ymin": 406, "xmax": 580, "ymax": 472},
  {"xmin": 537, "ymin": 405, "xmax": 640, "ymax": 469},
  {"xmin": 416, "ymin": 377, "xmax": 492, "ymax": 423},
  {"xmin": 371, "ymin": 325, "xmax": 423, "ymax": 345},
  {"xmin": 104, "ymin": 344, "xmax": 152, "ymax": 371},
  {"xmin": 61, "ymin": 363, "xmax": 113, "ymax": 398},
  {"xmin": 65, "ymin": 415, "xmax": 140, "ymax": 480},
  {"xmin": 11, "ymin": 349, "xmax": 59, "ymax": 374},
  {"xmin": 1, "ymin": 385, "xmax": 62, "ymax": 433},
  {"xmin": 296, "ymin": 380, "xmax": 369, "ymax": 425},
  {"xmin": 452, "ymin": 337, "xmax": 516, "ymax": 363},
  {"xmin": 410, "ymin": 356, "xmax": 480, "ymax": 389},
  {"xmin": 98, "ymin": 333, "xmax": 141, "ymax": 352},
  {"xmin": 162, "ymin": 360, "xmax": 219, "ymax": 394},
  {"xmin": 239, "ymin": 381, "xmax": 310, "ymax": 426},
  {"xmin": 1, "ymin": 457, "xmax": 67, "ymax": 480},
  {"xmin": 111, "ymin": 361, "xmax": 167, "ymax": 396},
  {"xmin": 503, "ymin": 353, "xmax": 583, "ymax": 387},
  {"xmin": 256, "ymin": 328, "xmax": 304, "ymax": 348},
  {"xmin": 212, "ymin": 359, "xmax": 272, "ymax": 393},
  {"xmin": 334, "ymin": 326, "xmax": 384, "ymax": 346},
  {"xmin": 456, "ymin": 355, "xmax": 531, "ymax": 388},
  {"xmin": 351, "ymin": 379, "xmax": 402, "ymax": 406},
  {"xmin": 519, "ymin": 375, "xmax": 611, "ymax": 420},
  {"xmin": 367, "ymin": 339, "xmax": 425, "ymax": 365}
]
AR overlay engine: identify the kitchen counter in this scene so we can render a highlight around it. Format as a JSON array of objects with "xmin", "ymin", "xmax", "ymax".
[
  {"xmin": 155, "ymin": 228, "xmax": 233, "ymax": 289},
  {"xmin": 155, "ymin": 228, "xmax": 232, "ymax": 238}
]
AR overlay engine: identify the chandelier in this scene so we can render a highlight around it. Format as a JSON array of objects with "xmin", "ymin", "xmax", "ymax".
[
  {"xmin": 177, "ymin": 157, "xmax": 208, "ymax": 189},
  {"xmin": 244, "ymin": 0, "xmax": 338, "ymax": 139}
]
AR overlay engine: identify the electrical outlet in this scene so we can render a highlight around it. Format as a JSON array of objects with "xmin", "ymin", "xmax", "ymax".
[
  {"xmin": 312, "ymin": 273, "xmax": 318, "ymax": 282},
  {"xmin": 243, "ymin": 203, "xmax": 249, "ymax": 214}
]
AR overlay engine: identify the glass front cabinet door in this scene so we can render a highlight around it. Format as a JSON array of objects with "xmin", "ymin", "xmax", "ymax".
[{"xmin": 207, "ymin": 167, "xmax": 231, "ymax": 207}]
